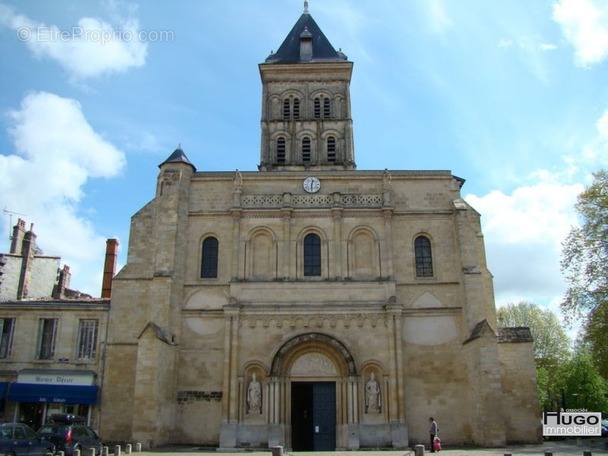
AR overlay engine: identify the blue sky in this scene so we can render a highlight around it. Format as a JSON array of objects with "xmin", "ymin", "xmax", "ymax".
[{"xmin": 1, "ymin": 0, "xmax": 607, "ymax": 331}]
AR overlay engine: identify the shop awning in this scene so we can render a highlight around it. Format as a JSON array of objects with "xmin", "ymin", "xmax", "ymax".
[{"xmin": 8, "ymin": 383, "xmax": 98, "ymax": 404}]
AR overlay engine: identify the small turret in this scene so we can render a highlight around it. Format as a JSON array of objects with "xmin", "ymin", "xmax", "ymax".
[
  {"xmin": 158, "ymin": 145, "xmax": 196, "ymax": 171},
  {"xmin": 156, "ymin": 145, "xmax": 196, "ymax": 198}
]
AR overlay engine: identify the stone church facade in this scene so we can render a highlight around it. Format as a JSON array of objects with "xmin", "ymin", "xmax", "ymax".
[{"xmin": 100, "ymin": 5, "xmax": 540, "ymax": 450}]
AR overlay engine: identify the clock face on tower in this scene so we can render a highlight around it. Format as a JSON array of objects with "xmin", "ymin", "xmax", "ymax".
[{"xmin": 303, "ymin": 176, "xmax": 321, "ymax": 193}]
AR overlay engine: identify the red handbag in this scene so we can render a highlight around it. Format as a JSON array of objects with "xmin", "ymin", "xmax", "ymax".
[{"xmin": 433, "ymin": 436, "xmax": 442, "ymax": 451}]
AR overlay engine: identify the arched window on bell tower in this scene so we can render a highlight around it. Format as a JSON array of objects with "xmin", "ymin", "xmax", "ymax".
[
  {"xmin": 327, "ymin": 136, "xmax": 336, "ymax": 163},
  {"xmin": 283, "ymin": 97, "xmax": 301, "ymax": 120},
  {"xmin": 276, "ymin": 137, "xmax": 286, "ymax": 163},
  {"xmin": 323, "ymin": 97, "xmax": 331, "ymax": 118},
  {"xmin": 293, "ymin": 98, "xmax": 300, "ymax": 119},
  {"xmin": 314, "ymin": 96, "xmax": 331, "ymax": 119},
  {"xmin": 302, "ymin": 137, "xmax": 311, "ymax": 163}
]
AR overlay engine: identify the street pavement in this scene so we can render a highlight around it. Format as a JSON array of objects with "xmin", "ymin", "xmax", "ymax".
[{"xmin": 126, "ymin": 438, "xmax": 608, "ymax": 456}]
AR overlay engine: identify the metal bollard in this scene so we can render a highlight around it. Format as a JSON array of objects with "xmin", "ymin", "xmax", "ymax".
[
  {"xmin": 102, "ymin": 446, "xmax": 109, "ymax": 456},
  {"xmin": 582, "ymin": 451, "xmax": 592, "ymax": 456},
  {"xmin": 414, "ymin": 444, "xmax": 425, "ymax": 456},
  {"xmin": 270, "ymin": 445, "xmax": 283, "ymax": 456},
  {"xmin": 135, "ymin": 443, "xmax": 142, "ymax": 452},
  {"xmin": 125, "ymin": 444, "xmax": 132, "ymax": 454},
  {"xmin": 88, "ymin": 448, "xmax": 95, "ymax": 456},
  {"xmin": 58, "ymin": 452, "xmax": 65, "ymax": 456},
  {"xmin": 545, "ymin": 452, "xmax": 553, "ymax": 456},
  {"xmin": 114, "ymin": 445, "xmax": 121, "ymax": 456},
  {"xmin": 74, "ymin": 449, "xmax": 80, "ymax": 456}
]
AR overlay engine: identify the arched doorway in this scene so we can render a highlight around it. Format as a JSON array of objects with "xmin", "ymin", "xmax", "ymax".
[{"xmin": 269, "ymin": 333, "xmax": 358, "ymax": 450}]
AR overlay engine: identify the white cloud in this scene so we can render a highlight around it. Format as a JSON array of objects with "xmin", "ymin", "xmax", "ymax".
[
  {"xmin": 0, "ymin": 3, "xmax": 147, "ymax": 80},
  {"xmin": 552, "ymin": 0, "xmax": 608, "ymax": 67},
  {"xmin": 538, "ymin": 43, "xmax": 558, "ymax": 51},
  {"xmin": 428, "ymin": 0, "xmax": 453, "ymax": 34},
  {"xmin": 466, "ymin": 178, "xmax": 583, "ymax": 309},
  {"xmin": 596, "ymin": 109, "xmax": 608, "ymax": 140},
  {"xmin": 563, "ymin": 109, "xmax": 608, "ymax": 169},
  {"xmin": 0, "ymin": 91, "xmax": 126, "ymax": 295}
]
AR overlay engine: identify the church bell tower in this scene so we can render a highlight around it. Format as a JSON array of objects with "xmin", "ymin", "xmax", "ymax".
[{"xmin": 258, "ymin": 2, "xmax": 355, "ymax": 171}]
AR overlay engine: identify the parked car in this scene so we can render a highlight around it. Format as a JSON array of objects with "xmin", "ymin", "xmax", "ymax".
[
  {"xmin": 37, "ymin": 415, "xmax": 102, "ymax": 456},
  {"xmin": 0, "ymin": 422, "xmax": 55, "ymax": 456}
]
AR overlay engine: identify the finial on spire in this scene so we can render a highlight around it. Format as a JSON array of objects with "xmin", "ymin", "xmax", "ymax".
[{"xmin": 304, "ymin": 1, "xmax": 309, "ymax": 13}]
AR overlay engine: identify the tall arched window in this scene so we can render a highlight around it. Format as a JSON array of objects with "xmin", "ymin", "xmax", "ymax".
[
  {"xmin": 303, "ymin": 233, "xmax": 321, "ymax": 276},
  {"xmin": 302, "ymin": 137, "xmax": 311, "ymax": 163},
  {"xmin": 283, "ymin": 99, "xmax": 290, "ymax": 119},
  {"xmin": 327, "ymin": 136, "xmax": 336, "ymax": 162},
  {"xmin": 414, "ymin": 236, "xmax": 433, "ymax": 277},
  {"xmin": 201, "ymin": 237, "xmax": 219, "ymax": 278},
  {"xmin": 276, "ymin": 137, "xmax": 286, "ymax": 163}
]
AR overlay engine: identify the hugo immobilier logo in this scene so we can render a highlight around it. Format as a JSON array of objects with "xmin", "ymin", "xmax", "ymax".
[{"xmin": 543, "ymin": 410, "xmax": 602, "ymax": 437}]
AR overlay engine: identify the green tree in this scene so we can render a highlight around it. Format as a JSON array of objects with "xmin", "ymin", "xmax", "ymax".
[
  {"xmin": 561, "ymin": 170, "xmax": 608, "ymax": 320},
  {"xmin": 560, "ymin": 348, "xmax": 608, "ymax": 413},
  {"xmin": 497, "ymin": 302, "xmax": 571, "ymax": 368},
  {"xmin": 582, "ymin": 302, "xmax": 608, "ymax": 380},
  {"xmin": 497, "ymin": 302, "xmax": 572, "ymax": 411},
  {"xmin": 561, "ymin": 170, "xmax": 608, "ymax": 381}
]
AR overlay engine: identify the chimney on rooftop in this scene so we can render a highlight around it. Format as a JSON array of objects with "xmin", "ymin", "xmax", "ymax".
[
  {"xmin": 10, "ymin": 219, "xmax": 26, "ymax": 254},
  {"xmin": 101, "ymin": 238, "xmax": 118, "ymax": 298},
  {"xmin": 16, "ymin": 223, "xmax": 37, "ymax": 300},
  {"xmin": 53, "ymin": 265, "xmax": 71, "ymax": 299}
]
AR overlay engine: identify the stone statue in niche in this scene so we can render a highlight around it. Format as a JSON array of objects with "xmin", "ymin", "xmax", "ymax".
[
  {"xmin": 365, "ymin": 372, "xmax": 381, "ymax": 413},
  {"xmin": 247, "ymin": 372, "xmax": 261, "ymax": 413}
]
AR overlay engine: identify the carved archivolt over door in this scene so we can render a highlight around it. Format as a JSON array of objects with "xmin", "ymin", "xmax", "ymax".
[
  {"xmin": 266, "ymin": 332, "xmax": 360, "ymax": 430},
  {"xmin": 270, "ymin": 332, "xmax": 357, "ymax": 377}
]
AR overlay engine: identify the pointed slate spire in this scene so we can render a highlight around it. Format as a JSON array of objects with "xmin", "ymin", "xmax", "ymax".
[
  {"xmin": 265, "ymin": 3, "xmax": 347, "ymax": 63},
  {"xmin": 158, "ymin": 144, "xmax": 196, "ymax": 171}
]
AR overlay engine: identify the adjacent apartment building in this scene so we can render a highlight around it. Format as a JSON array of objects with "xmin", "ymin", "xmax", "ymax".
[{"xmin": 0, "ymin": 219, "xmax": 116, "ymax": 430}]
